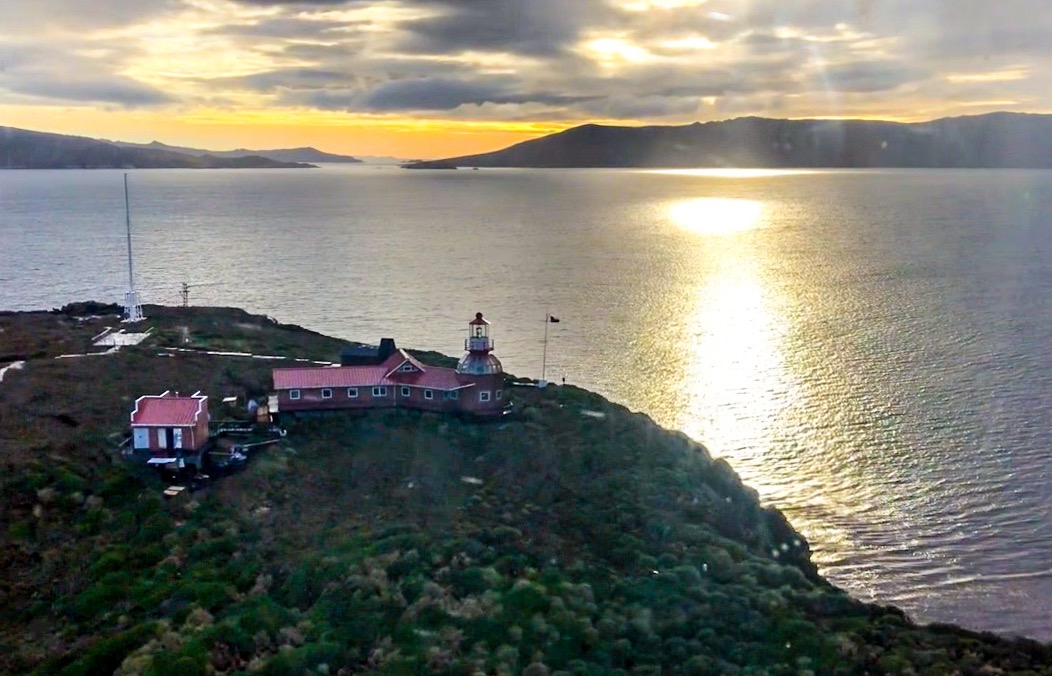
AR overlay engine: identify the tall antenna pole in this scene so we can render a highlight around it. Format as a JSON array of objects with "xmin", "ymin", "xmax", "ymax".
[
  {"xmin": 541, "ymin": 310, "xmax": 550, "ymax": 385},
  {"xmin": 121, "ymin": 173, "xmax": 144, "ymax": 322},
  {"xmin": 124, "ymin": 173, "xmax": 134, "ymax": 291}
]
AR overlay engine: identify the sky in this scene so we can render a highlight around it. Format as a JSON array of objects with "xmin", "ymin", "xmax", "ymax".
[{"xmin": 1, "ymin": 0, "xmax": 1049, "ymax": 158}]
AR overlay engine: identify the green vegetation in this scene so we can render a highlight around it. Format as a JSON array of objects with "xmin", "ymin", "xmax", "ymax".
[{"xmin": 1, "ymin": 305, "xmax": 1050, "ymax": 674}]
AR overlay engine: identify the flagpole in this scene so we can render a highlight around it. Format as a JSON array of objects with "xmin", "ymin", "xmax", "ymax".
[{"xmin": 541, "ymin": 310, "xmax": 550, "ymax": 384}]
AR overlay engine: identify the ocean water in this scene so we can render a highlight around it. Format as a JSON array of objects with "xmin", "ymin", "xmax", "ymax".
[{"xmin": 3, "ymin": 165, "xmax": 1052, "ymax": 640}]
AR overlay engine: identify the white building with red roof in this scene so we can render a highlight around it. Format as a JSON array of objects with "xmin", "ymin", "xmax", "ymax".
[
  {"xmin": 130, "ymin": 390, "xmax": 210, "ymax": 456},
  {"xmin": 272, "ymin": 313, "xmax": 506, "ymax": 417}
]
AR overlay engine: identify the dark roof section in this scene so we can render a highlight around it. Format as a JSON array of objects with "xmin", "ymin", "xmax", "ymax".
[{"xmin": 340, "ymin": 338, "xmax": 398, "ymax": 366}]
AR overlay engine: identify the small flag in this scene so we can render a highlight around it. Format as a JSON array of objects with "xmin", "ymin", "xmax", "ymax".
[{"xmin": 549, "ymin": 316, "xmax": 560, "ymax": 323}]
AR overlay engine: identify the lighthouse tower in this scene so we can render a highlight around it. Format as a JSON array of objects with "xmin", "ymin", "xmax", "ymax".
[{"xmin": 457, "ymin": 312, "xmax": 505, "ymax": 415}]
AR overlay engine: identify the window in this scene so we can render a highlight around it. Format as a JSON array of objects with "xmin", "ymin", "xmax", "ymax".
[
  {"xmin": 400, "ymin": 386, "xmax": 411, "ymax": 397},
  {"xmin": 372, "ymin": 386, "xmax": 387, "ymax": 397},
  {"xmin": 289, "ymin": 389, "xmax": 301, "ymax": 400},
  {"xmin": 496, "ymin": 389, "xmax": 503, "ymax": 400},
  {"xmin": 321, "ymin": 388, "xmax": 333, "ymax": 399},
  {"xmin": 347, "ymin": 387, "xmax": 358, "ymax": 398},
  {"xmin": 424, "ymin": 389, "xmax": 434, "ymax": 400},
  {"xmin": 480, "ymin": 391, "xmax": 491, "ymax": 402},
  {"xmin": 399, "ymin": 363, "xmax": 416, "ymax": 372},
  {"xmin": 445, "ymin": 390, "xmax": 459, "ymax": 400}
]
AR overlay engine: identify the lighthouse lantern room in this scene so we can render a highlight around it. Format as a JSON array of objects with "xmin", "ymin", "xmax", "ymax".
[
  {"xmin": 466, "ymin": 312, "xmax": 492, "ymax": 351},
  {"xmin": 457, "ymin": 312, "xmax": 503, "ymax": 377}
]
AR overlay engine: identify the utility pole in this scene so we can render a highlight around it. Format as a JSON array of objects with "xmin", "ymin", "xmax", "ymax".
[
  {"xmin": 541, "ymin": 310, "xmax": 550, "ymax": 386},
  {"xmin": 180, "ymin": 281, "xmax": 220, "ymax": 307}
]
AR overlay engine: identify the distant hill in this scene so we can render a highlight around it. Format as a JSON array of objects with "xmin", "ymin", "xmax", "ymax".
[
  {"xmin": 0, "ymin": 127, "xmax": 315, "ymax": 169},
  {"xmin": 405, "ymin": 112, "xmax": 1052, "ymax": 169},
  {"xmin": 114, "ymin": 140, "xmax": 361, "ymax": 164}
]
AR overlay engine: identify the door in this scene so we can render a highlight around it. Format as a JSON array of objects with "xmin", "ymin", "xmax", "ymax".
[
  {"xmin": 133, "ymin": 428, "xmax": 149, "ymax": 450},
  {"xmin": 173, "ymin": 428, "xmax": 184, "ymax": 449}
]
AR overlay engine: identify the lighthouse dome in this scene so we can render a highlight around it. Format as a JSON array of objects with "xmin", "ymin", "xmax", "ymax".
[{"xmin": 456, "ymin": 352, "xmax": 503, "ymax": 376}]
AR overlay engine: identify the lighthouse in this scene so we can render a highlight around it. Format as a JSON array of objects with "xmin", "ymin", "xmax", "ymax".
[{"xmin": 456, "ymin": 312, "xmax": 505, "ymax": 414}]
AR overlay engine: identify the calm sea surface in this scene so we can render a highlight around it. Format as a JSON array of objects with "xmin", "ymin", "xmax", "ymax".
[{"xmin": 3, "ymin": 165, "xmax": 1052, "ymax": 640}]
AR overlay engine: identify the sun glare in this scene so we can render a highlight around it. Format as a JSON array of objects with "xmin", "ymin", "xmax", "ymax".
[
  {"xmin": 649, "ymin": 168, "xmax": 816, "ymax": 179},
  {"xmin": 669, "ymin": 197, "xmax": 764, "ymax": 236}
]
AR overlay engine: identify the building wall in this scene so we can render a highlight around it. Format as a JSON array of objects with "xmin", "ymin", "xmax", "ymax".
[
  {"xmin": 194, "ymin": 404, "xmax": 210, "ymax": 451},
  {"xmin": 276, "ymin": 384, "xmax": 494, "ymax": 415},
  {"xmin": 456, "ymin": 373, "xmax": 506, "ymax": 416},
  {"xmin": 278, "ymin": 386, "xmax": 397, "ymax": 412},
  {"xmin": 133, "ymin": 424, "xmax": 198, "ymax": 453}
]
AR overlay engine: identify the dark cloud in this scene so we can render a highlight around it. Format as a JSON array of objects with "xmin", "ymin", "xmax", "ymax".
[
  {"xmin": 742, "ymin": 0, "xmax": 866, "ymax": 31},
  {"xmin": 2, "ymin": 76, "xmax": 173, "ymax": 106},
  {"xmin": 285, "ymin": 76, "xmax": 598, "ymax": 111},
  {"xmin": 225, "ymin": 68, "xmax": 359, "ymax": 93},
  {"xmin": 399, "ymin": 0, "xmax": 605, "ymax": 56},
  {"xmin": 205, "ymin": 17, "xmax": 361, "ymax": 40},
  {"xmin": 0, "ymin": 35, "xmax": 169, "ymax": 109},
  {"xmin": 230, "ymin": 0, "xmax": 361, "ymax": 5},
  {"xmin": 1, "ymin": 0, "xmax": 182, "ymax": 32},
  {"xmin": 820, "ymin": 61, "xmax": 929, "ymax": 93}
]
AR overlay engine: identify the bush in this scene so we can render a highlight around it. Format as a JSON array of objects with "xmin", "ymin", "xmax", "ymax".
[
  {"xmin": 235, "ymin": 595, "xmax": 294, "ymax": 639},
  {"xmin": 7, "ymin": 520, "xmax": 33, "ymax": 540},
  {"xmin": 54, "ymin": 623, "xmax": 158, "ymax": 676},
  {"xmin": 193, "ymin": 582, "xmax": 233, "ymax": 611}
]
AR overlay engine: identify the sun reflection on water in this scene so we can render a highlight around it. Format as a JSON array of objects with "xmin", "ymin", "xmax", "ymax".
[
  {"xmin": 669, "ymin": 197, "xmax": 764, "ymax": 236},
  {"xmin": 649, "ymin": 168, "xmax": 819, "ymax": 179},
  {"xmin": 677, "ymin": 265, "xmax": 790, "ymax": 496},
  {"xmin": 663, "ymin": 195, "xmax": 864, "ymax": 561}
]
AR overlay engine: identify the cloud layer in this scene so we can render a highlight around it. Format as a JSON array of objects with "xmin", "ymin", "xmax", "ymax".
[{"xmin": 2, "ymin": 0, "xmax": 1051, "ymax": 123}]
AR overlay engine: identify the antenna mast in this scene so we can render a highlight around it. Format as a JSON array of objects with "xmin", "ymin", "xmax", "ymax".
[
  {"xmin": 125, "ymin": 173, "xmax": 134, "ymax": 290},
  {"xmin": 122, "ymin": 173, "xmax": 144, "ymax": 322}
]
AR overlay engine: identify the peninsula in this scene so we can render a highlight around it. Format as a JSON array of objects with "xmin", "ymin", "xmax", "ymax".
[
  {"xmin": 112, "ymin": 140, "xmax": 362, "ymax": 165},
  {"xmin": 403, "ymin": 111, "xmax": 1052, "ymax": 169},
  {"xmin": 0, "ymin": 127, "xmax": 316, "ymax": 170},
  {"xmin": 1, "ymin": 303, "xmax": 1050, "ymax": 674}
]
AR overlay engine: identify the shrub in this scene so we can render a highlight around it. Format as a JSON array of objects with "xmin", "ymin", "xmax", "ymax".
[
  {"xmin": 54, "ymin": 623, "xmax": 159, "ymax": 676},
  {"xmin": 193, "ymin": 582, "xmax": 233, "ymax": 611},
  {"xmin": 234, "ymin": 595, "xmax": 293, "ymax": 639}
]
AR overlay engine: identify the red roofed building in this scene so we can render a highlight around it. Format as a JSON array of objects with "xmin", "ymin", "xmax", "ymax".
[
  {"xmin": 272, "ymin": 313, "xmax": 506, "ymax": 417},
  {"xmin": 130, "ymin": 390, "xmax": 210, "ymax": 455}
]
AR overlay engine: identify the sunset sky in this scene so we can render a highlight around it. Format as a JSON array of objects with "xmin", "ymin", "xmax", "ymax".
[{"xmin": 1, "ymin": 0, "xmax": 1048, "ymax": 158}]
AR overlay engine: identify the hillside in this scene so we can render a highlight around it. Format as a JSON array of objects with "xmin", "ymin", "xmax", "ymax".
[
  {"xmin": 113, "ymin": 141, "xmax": 362, "ymax": 164},
  {"xmin": 0, "ymin": 128, "xmax": 315, "ymax": 169},
  {"xmin": 405, "ymin": 112, "xmax": 1052, "ymax": 169},
  {"xmin": 1, "ymin": 304, "xmax": 1051, "ymax": 674}
]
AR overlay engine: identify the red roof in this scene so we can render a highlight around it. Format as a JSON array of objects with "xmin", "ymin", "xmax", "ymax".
[
  {"xmin": 274, "ymin": 365, "xmax": 388, "ymax": 389},
  {"xmin": 274, "ymin": 350, "xmax": 472, "ymax": 392},
  {"xmin": 132, "ymin": 395, "xmax": 206, "ymax": 426},
  {"xmin": 383, "ymin": 350, "xmax": 427, "ymax": 376},
  {"xmin": 388, "ymin": 367, "xmax": 469, "ymax": 390},
  {"xmin": 469, "ymin": 312, "xmax": 489, "ymax": 326}
]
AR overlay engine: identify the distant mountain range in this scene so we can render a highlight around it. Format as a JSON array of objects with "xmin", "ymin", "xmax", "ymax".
[
  {"xmin": 112, "ymin": 140, "xmax": 362, "ymax": 164},
  {"xmin": 0, "ymin": 127, "xmax": 323, "ymax": 169},
  {"xmin": 405, "ymin": 112, "xmax": 1052, "ymax": 169}
]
